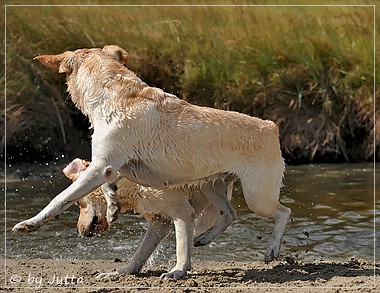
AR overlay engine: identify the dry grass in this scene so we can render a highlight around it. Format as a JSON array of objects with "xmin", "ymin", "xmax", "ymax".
[{"xmin": 3, "ymin": 2, "xmax": 376, "ymax": 163}]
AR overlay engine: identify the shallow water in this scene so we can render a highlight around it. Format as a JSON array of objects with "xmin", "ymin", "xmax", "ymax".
[{"xmin": 2, "ymin": 163, "xmax": 378, "ymax": 265}]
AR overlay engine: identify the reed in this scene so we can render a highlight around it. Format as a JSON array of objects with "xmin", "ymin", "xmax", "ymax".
[{"xmin": 4, "ymin": 3, "xmax": 376, "ymax": 163}]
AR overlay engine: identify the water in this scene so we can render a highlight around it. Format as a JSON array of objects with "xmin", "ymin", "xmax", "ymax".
[{"xmin": 2, "ymin": 163, "xmax": 378, "ymax": 265}]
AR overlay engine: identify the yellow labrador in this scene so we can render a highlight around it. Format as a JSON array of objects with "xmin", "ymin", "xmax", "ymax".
[
  {"xmin": 64, "ymin": 158, "xmax": 233, "ymax": 279},
  {"xmin": 13, "ymin": 45, "xmax": 291, "ymax": 278}
]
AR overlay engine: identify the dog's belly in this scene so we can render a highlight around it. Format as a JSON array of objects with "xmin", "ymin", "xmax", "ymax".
[
  {"xmin": 119, "ymin": 159, "xmax": 179, "ymax": 187},
  {"xmin": 119, "ymin": 158, "xmax": 228, "ymax": 188}
]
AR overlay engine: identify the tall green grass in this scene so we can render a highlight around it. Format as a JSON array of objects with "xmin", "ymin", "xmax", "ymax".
[{"xmin": 4, "ymin": 3, "xmax": 376, "ymax": 163}]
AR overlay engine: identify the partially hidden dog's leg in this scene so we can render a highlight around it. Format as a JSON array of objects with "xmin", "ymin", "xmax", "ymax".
[
  {"xmin": 96, "ymin": 216, "xmax": 171, "ymax": 279},
  {"xmin": 160, "ymin": 208, "xmax": 194, "ymax": 279},
  {"xmin": 12, "ymin": 162, "xmax": 119, "ymax": 232},
  {"xmin": 101, "ymin": 177, "xmax": 121, "ymax": 224},
  {"xmin": 193, "ymin": 180, "xmax": 236, "ymax": 247}
]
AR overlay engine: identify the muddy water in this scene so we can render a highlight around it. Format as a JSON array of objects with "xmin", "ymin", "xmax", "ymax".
[{"xmin": 2, "ymin": 163, "xmax": 378, "ymax": 265}]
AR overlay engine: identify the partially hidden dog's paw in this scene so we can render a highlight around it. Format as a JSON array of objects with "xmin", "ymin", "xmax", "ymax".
[
  {"xmin": 264, "ymin": 250, "xmax": 275, "ymax": 263},
  {"xmin": 193, "ymin": 232, "xmax": 213, "ymax": 247},
  {"xmin": 12, "ymin": 221, "xmax": 38, "ymax": 233},
  {"xmin": 95, "ymin": 271, "xmax": 119, "ymax": 279},
  {"xmin": 160, "ymin": 270, "xmax": 186, "ymax": 280}
]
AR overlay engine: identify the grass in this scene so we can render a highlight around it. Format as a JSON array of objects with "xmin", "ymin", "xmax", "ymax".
[{"xmin": 3, "ymin": 2, "xmax": 376, "ymax": 163}]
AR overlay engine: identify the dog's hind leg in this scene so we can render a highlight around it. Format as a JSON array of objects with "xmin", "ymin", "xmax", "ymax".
[
  {"xmin": 264, "ymin": 204, "xmax": 291, "ymax": 263},
  {"xmin": 193, "ymin": 180, "xmax": 236, "ymax": 247},
  {"xmin": 97, "ymin": 216, "xmax": 171, "ymax": 279},
  {"xmin": 12, "ymin": 162, "xmax": 120, "ymax": 232},
  {"xmin": 239, "ymin": 160, "xmax": 291, "ymax": 263}
]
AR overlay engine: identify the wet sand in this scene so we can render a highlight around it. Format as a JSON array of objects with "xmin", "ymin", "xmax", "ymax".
[{"xmin": 2, "ymin": 258, "xmax": 377, "ymax": 292}]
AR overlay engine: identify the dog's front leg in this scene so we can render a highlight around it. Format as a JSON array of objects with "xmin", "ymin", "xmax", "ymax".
[
  {"xmin": 12, "ymin": 163, "xmax": 118, "ymax": 232},
  {"xmin": 96, "ymin": 216, "xmax": 171, "ymax": 279},
  {"xmin": 160, "ymin": 215, "xmax": 194, "ymax": 279},
  {"xmin": 101, "ymin": 176, "xmax": 121, "ymax": 224}
]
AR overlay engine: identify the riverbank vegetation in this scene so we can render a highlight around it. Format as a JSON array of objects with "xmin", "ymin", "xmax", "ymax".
[{"xmin": 3, "ymin": 2, "xmax": 377, "ymax": 164}]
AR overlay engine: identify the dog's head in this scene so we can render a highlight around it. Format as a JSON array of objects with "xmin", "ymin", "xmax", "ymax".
[
  {"xmin": 34, "ymin": 45, "xmax": 129, "ymax": 74},
  {"xmin": 63, "ymin": 158, "xmax": 109, "ymax": 237}
]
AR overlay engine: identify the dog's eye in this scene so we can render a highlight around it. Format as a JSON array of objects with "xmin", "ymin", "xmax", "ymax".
[{"xmin": 76, "ymin": 200, "xmax": 87, "ymax": 208}]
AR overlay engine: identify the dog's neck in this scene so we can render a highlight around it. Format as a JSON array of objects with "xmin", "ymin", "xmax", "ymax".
[{"xmin": 66, "ymin": 57, "xmax": 148, "ymax": 126}]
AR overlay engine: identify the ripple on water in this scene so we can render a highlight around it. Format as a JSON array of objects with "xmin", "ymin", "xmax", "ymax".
[
  {"xmin": 341, "ymin": 202, "xmax": 369, "ymax": 208},
  {"xmin": 323, "ymin": 218, "xmax": 345, "ymax": 225},
  {"xmin": 339, "ymin": 211, "xmax": 368, "ymax": 220}
]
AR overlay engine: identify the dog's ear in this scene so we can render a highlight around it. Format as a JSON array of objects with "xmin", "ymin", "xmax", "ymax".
[
  {"xmin": 103, "ymin": 45, "xmax": 129, "ymax": 66},
  {"xmin": 63, "ymin": 158, "xmax": 89, "ymax": 179},
  {"xmin": 34, "ymin": 52, "xmax": 74, "ymax": 74}
]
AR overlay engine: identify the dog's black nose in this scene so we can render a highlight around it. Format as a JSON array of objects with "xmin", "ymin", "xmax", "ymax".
[{"xmin": 90, "ymin": 215, "xmax": 99, "ymax": 229}]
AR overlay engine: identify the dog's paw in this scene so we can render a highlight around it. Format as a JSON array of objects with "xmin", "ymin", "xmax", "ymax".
[
  {"xmin": 265, "ymin": 236, "xmax": 282, "ymax": 263},
  {"xmin": 12, "ymin": 220, "xmax": 38, "ymax": 233},
  {"xmin": 160, "ymin": 270, "xmax": 186, "ymax": 279},
  {"xmin": 193, "ymin": 237, "xmax": 207, "ymax": 247},
  {"xmin": 95, "ymin": 271, "xmax": 119, "ymax": 279},
  {"xmin": 193, "ymin": 232, "xmax": 213, "ymax": 247},
  {"xmin": 264, "ymin": 246, "xmax": 279, "ymax": 263}
]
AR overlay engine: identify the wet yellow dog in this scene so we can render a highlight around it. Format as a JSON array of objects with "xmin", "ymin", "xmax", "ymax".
[
  {"xmin": 13, "ymin": 45, "xmax": 291, "ymax": 279},
  {"xmin": 64, "ymin": 158, "xmax": 233, "ymax": 279}
]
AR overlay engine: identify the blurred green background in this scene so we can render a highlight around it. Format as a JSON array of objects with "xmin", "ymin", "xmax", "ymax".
[{"xmin": 3, "ymin": 1, "xmax": 377, "ymax": 164}]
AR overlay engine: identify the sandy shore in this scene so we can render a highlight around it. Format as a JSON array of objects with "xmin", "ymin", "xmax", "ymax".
[{"xmin": 1, "ymin": 258, "xmax": 377, "ymax": 292}]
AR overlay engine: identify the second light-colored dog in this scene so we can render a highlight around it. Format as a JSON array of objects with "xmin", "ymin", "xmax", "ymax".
[{"xmin": 64, "ymin": 158, "xmax": 234, "ymax": 279}]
